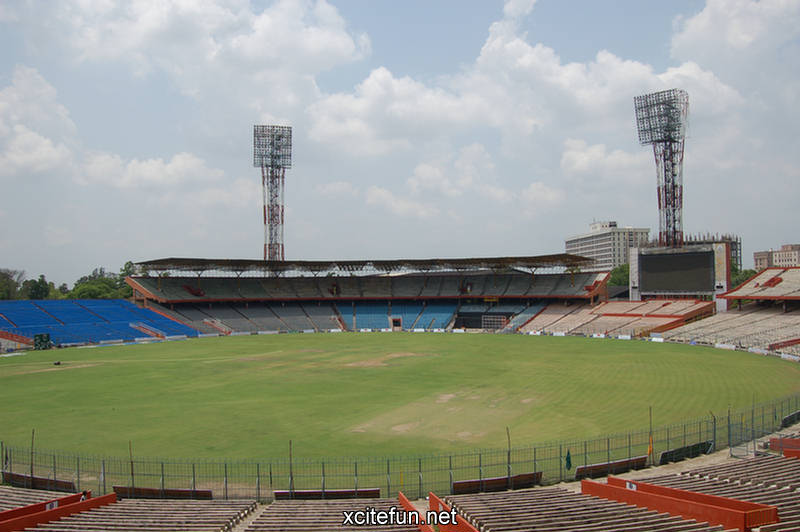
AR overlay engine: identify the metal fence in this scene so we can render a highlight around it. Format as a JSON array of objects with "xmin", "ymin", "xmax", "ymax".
[{"xmin": 3, "ymin": 393, "xmax": 799, "ymax": 501}]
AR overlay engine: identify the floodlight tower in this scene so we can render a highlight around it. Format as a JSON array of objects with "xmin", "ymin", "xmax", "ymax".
[
  {"xmin": 634, "ymin": 89, "xmax": 689, "ymax": 247},
  {"xmin": 253, "ymin": 125, "xmax": 292, "ymax": 261}
]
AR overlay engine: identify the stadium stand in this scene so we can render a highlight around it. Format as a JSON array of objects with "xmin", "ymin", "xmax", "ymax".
[
  {"xmin": 664, "ymin": 304, "xmax": 800, "ymax": 350},
  {"xmin": 418, "ymin": 276, "xmax": 442, "ymax": 297},
  {"xmin": 544, "ymin": 304, "xmax": 598, "ymax": 333},
  {"xmin": 721, "ymin": 267, "xmax": 800, "ymax": 301},
  {"xmin": 445, "ymin": 485, "xmax": 732, "ymax": 532},
  {"xmin": 270, "ymin": 302, "xmax": 315, "ymax": 331},
  {"xmin": 245, "ymin": 498, "xmax": 418, "ymax": 532},
  {"xmin": 24, "ymin": 498, "xmax": 256, "ymax": 532},
  {"xmin": 0, "ymin": 300, "xmax": 197, "ymax": 346},
  {"xmin": 414, "ymin": 301, "xmax": 457, "ymax": 330},
  {"xmin": 391, "ymin": 275, "xmax": 422, "ymax": 298},
  {"xmin": 354, "ymin": 301, "xmax": 389, "ymax": 330},
  {"xmin": 302, "ymin": 302, "xmax": 342, "ymax": 330},
  {"xmin": 0, "ymin": 485, "xmax": 67, "ymax": 512},
  {"xmin": 235, "ymin": 303, "xmax": 289, "ymax": 332},
  {"xmin": 504, "ymin": 302, "xmax": 546, "ymax": 331},
  {"xmin": 390, "ymin": 301, "xmax": 424, "ymax": 329},
  {"xmin": 636, "ymin": 454, "xmax": 800, "ymax": 532}
]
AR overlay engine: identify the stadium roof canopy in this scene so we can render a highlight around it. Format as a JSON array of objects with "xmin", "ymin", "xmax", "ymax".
[{"xmin": 134, "ymin": 254, "xmax": 593, "ymax": 276}]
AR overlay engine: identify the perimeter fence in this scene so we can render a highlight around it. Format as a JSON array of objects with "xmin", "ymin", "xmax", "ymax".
[{"xmin": 2, "ymin": 393, "xmax": 800, "ymax": 501}]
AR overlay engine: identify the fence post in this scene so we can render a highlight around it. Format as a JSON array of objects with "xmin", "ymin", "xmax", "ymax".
[
  {"xmin": 102, "ymin": 460, "xmax": 106, "ymax": 495},
  {"xmin": 354, "ymin": 461, "xmax": 358, "ymax": 493},
  {"xmin": 606, "ymin": 438, "xmax": 610, "ymax": 476},
  {"xmin": 683, "ymin": 423, "xmax": 686, "ymax": 448},
  {"xmin": 256, "ymin": 463, "xmax": 260, "ymax": 502},
  {"xmin": 224, "ymin": 463, "xmax": 228, "ymax": 500},
  {"xmin": 727, "ymin": 408, "xmax": 732, "ymax": 456},
  {"xmin": 269, "ymin": 463, "xmax": 273, "ymax": 490},
  {"xmin": 321, "ymin": 461, "xmax": 325, "ymax": 498},
  {"xmin": 7, "ymin": 448, "xmax": 11, "ymax": 474},
  {"xmin": 712, "ymin": 415, "xmax": 717, "ymax": 452},
  {"xmin": 386, "ymin": 459, "xmax": 390, "ymax": 497},
  {"xmin": 160, "ymin": 462, "xmax": 165, "ymax": 497},
  {"xmin": 52, "ymin": 454, "xmax": 56, "ymax": 491},
  {"xmin": 559, "ymin": 444, "xmax": 563, "ymax": 482},
  {"xmin": 0, "ymin": 441, "xmax": 3, "ymax": 472},
  {"xmin": 583, "ymin": 441, "xmax": 587, "ymax": 467},
  {"xmin": 479, "ymin": 453, "xmax": 483, "ymax": 491},
  {"xmin": 76, "ymin": 456, "xmax": 80, "ymax": 492},
  {"xmin": 418, "ymin": 458, "xmax": 422, "ymax": 500},
  {"xmin": 192, "ymin": 463, "xmax": 196, "ymax": 493},
  {"xmin": 448, "ymin": 456, "xmax": 453, "ymax": 495},
  {"xmin": 627, "ymin": 433, "xmax": 631, "ymax": 461},
  {"xmin": 533, "ymin": 447, "xmax": 537, "ymax": 476}
]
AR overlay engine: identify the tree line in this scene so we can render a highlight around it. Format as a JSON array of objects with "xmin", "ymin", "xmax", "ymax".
[{"xmin": 0, "ymin": 262, "xmax": 135, "ymax": 300}]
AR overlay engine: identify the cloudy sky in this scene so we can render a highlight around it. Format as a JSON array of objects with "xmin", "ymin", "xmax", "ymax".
[{"xmin": 1, "ymin": 0, "xmax": 798, "ymax": 285}]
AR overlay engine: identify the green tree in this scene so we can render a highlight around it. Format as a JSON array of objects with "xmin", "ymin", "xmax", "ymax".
[
  {"xmin": 730, "ymin": 264, "xmax": 756, "ymax": 289},
  {"xmin": 69, "ymin": 262, "xmax": 136, "ymax": 299},
  {"xmin": 21, "ymin": 274, "xmax": 50, "ymax": 299},
  {"xmin": 608, "ymin": 263, "xmax": 630, "ymax": 286},
  {"xmin": 0, "ymin": 269, "xmax": 24, "ymax": 299}
]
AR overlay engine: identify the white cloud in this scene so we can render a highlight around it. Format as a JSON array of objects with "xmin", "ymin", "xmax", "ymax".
[
  {"xmin": 521, "ymin": 182, "xmax": 565, "ymax": 214},
  {"xmin": 315, "ymin": 180, "xmax": 359, "ymax": 197},
  {"xmin": 365, "ymin": 186, "xmax": 438, "ymax": 219},
  {"xmin": 0, "ymin": 66, "xmax": 76, "ymax": 178},
  {"xmin": 672, "ymin": 0, "xmax": 800, "ymax": 65},
  {"xmin": 81, "ymin": 151, "xmax": 224, "ymax": 188},
  {"xmin": 0, "ymin": 125, "xmax": 72, "ymax": 177},
  {"xmin": 560, "ymin": 139, "xmax": 650, "ymax": 183},
  {"xmin": 10, "ymin": 0, "xmax": 369, "ymax": 107},
  {"xmin": 503, "ymin": 0, "xmax": 537, "ymax": 19}
]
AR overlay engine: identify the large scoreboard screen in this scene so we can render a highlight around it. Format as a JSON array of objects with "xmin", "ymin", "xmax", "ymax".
[{"xmin": 639, "ymin": 250, "xmax": 715, "ymax": 293}]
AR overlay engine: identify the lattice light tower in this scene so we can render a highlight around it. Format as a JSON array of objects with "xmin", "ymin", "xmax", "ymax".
[
  {"xmin": 634, "ymin": 89, "xmax": 689, "ymax": 247},
  {"xmin": 253, "ymin": 125, "xmax": 292, "ymax": 261}
]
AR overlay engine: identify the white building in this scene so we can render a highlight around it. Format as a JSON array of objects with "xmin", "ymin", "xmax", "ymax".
[
  {"xmin": 565, "ymin": 221, "xmax": 650, "ymax": 272},
  {"xmin": 755, "ymin": 244, "xmax": 800, "ymax": 270}
]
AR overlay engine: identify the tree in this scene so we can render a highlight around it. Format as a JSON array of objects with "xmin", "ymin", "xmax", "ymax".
[
  {"xmin": 0, "ymin": 269, "xmax": 25, "ymax": 299},
  {"xmin": 21, "ymin": 274, "xmax": 50, "ymax": 300},
  {"xmin": 730, "ymin": 264, "xmax": 756, "ymax": 290},
  {"xmin": 69, "ymin": 262, "xmax": 136, "ymax": 299},
  {"xmin": 608, "ymin": 263, "xmax": 629, "ymax": 286}
]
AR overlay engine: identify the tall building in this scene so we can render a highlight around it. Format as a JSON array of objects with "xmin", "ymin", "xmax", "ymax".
[
  {"xmin": 755, "ymin": 244, "xmax": 800, "ymax": 270},
  {"xmin": 565, "ymin": 221, "xmax": 650, "ymax": 272}
]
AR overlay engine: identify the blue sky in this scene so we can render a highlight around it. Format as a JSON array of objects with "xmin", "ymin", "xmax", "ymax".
[{"xmin": 0, "ymin": 0, "xmax": 798, "ymax": 285}]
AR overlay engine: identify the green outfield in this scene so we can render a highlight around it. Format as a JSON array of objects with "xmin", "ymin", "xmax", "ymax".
[{"xmin": 2, "ymin": 333, "xmax": 799, "ymax": 461}]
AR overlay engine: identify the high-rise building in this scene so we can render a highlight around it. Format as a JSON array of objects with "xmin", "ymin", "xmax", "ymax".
[
  {"xmin": 565, "ymin": 221, "xmax": 650, "ymax": 272},
  {"xmin": 755, "ymin": 244, "xmax": 800, "ymax": 270}
]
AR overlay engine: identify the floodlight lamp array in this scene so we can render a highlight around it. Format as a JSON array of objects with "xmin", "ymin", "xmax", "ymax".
[
  {"xmin": 634, "ymin": 89, "xmax": 689, "ymax": 145},
  {"xmin": 253, "ymin": 125, "xmax": 293, "ymax": 168}
]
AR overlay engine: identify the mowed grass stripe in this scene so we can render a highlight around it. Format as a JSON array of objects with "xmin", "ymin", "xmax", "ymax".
[{"xmin": 1, "ymin": 333, "xmax": 798, "ymax": 459}]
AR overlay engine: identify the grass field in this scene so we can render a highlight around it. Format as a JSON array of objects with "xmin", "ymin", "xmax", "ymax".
[{"xmin": 2, "ymin": 332, "xmax": 800, "ymax": 461}]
